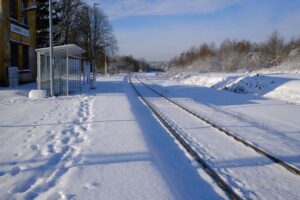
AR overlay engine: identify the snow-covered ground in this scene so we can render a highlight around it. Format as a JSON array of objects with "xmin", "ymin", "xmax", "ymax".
[
  {"xmin": 0, "ymin": 76, "xmax": 226, "ymax": 200},
  {"xmin": 171, "ymin": 72, "xmax": 300, "ymax": 104},
  {"xmin": 143, "ymin": 73, "xmax": 300, "ymax": 167},
  {"xmin": 1, "ymin": 73, "xmax": 299, "ymax": 199},
  {"xmin": 139, "ymin": 72, "xmax": 300, "ymax": 198},
  {"xmin": 133, "ymin": 75, "xmax": 300, "ymax": 199}
]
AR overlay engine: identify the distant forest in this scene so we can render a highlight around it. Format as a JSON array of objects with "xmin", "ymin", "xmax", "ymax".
[{"xmin": 168, "ymin": 31, "xmax": 300, "ymax": 72}]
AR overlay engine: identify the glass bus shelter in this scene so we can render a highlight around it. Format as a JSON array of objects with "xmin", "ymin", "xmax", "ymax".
[{"xmin": 36, "ymin": 44, "xmax": 86, "ymax": 96}]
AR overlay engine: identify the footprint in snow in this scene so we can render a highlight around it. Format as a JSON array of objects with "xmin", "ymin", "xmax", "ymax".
[
  {"xmin": 61, "ymin": 137, "xmax": 70, "ymax": 144},
  {"xmin": 75, "ymin": 136, "xmax": 86, "ymax": 143},
  {"xmin": 48, "ymin": 144, "xmax": 55, "ymax": 153},
  {"xmin": 30, "ymin": 144, "xmax": 39, "ymax": 151},
  {"xmin": 72, "ymin": 132, "xmax": 80, "ymax": 137},
  {"xmin": 47, "ymin": 191, "xmax": 69, "ymax": 200},
  {"xmin": 47, "ymin": 134, "xmax": 56, "ymax": 141},
  {"xmin": 79, "ymin": 126, "xmax": 87, "ymax": 132},
  {"xmin": 47, "ymin": 130, "xmax": 55, "ymax": 134},
  {"xmin": 84, "ymin": 182, "xmax": 100, "ymax": 190},
  {"xmin": 10, "ymin": 166, "xmax": 21, "ymax": 176}
]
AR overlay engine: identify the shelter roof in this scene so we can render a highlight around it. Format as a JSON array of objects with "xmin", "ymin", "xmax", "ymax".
[{"xmin": 35, "ymin": 44, "xmax": 86, "ymax": 56}]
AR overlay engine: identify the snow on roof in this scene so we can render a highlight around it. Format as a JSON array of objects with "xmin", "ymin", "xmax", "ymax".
[{"xmin": 35, "ymin": 44, "xmax": 86, "ymax": 56}]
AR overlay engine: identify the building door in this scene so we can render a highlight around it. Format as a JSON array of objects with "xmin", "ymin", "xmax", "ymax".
[
  {"xmin": 10, "ymin": 42, "xmax": 19, "ymax": 67},
  {"xmin": 22, "ymin": 45, "xmax": 29, "ymax": 69}
]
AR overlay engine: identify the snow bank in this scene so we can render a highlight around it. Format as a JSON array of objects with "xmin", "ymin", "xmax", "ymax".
[
  {"xmin": 224, "ymin": 74, "xmax": 300, "ymax": 104},
  {"xmin": 28, "ymin": 90, "xmax": 47, "ymax": 99},
  {"xmin": 181, "ymin": 75, "xmax": 225, "ymax": 87},
  {"xmin": 171, "ymin": 72, "xmax": 192, "ymax": 81},
  {"xmin": 171, "ymin": 72, "xmax": 244, "ymax": 89},
  {"xmin": 224, "ymin": 74, "xmax": 275, "ymax": 94},
  {"xmin": 171, "ymin": 73, "xmax": 225, "ymax": 87},
  {"xmin": 171, "ymin": 72, "xmax": 300, "ymax": 104}
]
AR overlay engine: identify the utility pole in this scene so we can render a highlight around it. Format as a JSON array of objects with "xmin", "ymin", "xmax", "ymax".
[
  {"xmin": 90, "ymin": 3, "xmax": 100, "ymax": 89},
  {"xmin": 49, "ymin": 0, "xmax": 54, "ymax": 96},
  {"xmin": 104, "ymin": 43, "xmax": 107, "ymax": 75}
]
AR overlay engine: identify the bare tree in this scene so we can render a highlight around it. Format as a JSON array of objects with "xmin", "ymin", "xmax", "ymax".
[
  {"xmin": 198, "ymin": 43, "xmax": 214, "ymax": 58},
  {"xmin": 91, "ymin": 6, "xmax": 118, "ymax": 71},
  {"xmin": 167, "ymin": 31, "xmax": 300, "ymax": 72},
  {"xmin": 263, "ymin": 31, "xmax": 284, "ymax": 65},
  {"xmin": 56, "ymin": 0, "xmax": 83, "ymax": 44},
  {"xmin": 69, "ymin": 5, "xmax": 117, "ymax": 72}
]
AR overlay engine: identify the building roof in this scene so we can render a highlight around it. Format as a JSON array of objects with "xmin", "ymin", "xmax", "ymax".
[{"xmin": 35, "ymin": 44, "xmax": 86, "ymax": 56}]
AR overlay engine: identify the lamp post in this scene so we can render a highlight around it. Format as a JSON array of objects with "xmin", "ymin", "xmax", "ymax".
[
  {"xmin": 104, "ymin": 43, "xmax": 107, "ymax": 75},
  {"xmin": 49, "ymin": 0, "xmax": 54, "ymax": 96},
  {"xmin": 90, "ymin": 3, "xmax": 100, "ymax": 89}
]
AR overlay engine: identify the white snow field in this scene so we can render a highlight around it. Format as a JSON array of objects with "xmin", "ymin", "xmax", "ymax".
[
  {"xmin": 0, "ymin": 76, "xmax": 227, "ymax": 200},
  {"xmin": 133, "ymin": 75, "xmax": 300, "ymax": 199},
  {"xmin": 143, "ymin": 73, "xmax": 300, "ymax": 168},
  {"xmin": 1, "ymin": 73, "xmax": 299, "ymax": 199},
  {"xmin": 172, "ymin": 72, "xmax": 300, "ymax": 104}
]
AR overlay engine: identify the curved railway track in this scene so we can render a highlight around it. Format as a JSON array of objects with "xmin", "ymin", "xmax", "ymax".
[
  {"xmin": 129, "ymin": 75, "xmax": 242, "ymax": 200},
  {"xmin": 134, "ymin": 74, "xmax": 300, "ymax": 176},
  {"xmin": 129, "ymin": 74, "xmax": 300, "ymax": 199}
]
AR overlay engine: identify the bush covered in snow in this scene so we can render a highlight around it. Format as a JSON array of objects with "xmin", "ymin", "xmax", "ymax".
[
  {"xmin": 168, "ymin": 31, "xmax": 300, "ymax": 73},
  {"xmin": 223, "ymin": 74, "xmax": 271, "ymax": 94}
]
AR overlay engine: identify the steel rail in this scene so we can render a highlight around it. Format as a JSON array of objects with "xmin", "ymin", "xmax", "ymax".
[
  {"xmin": 129, "ymin": 75, "xmax": 243, "ymax": 200},
  {"xmin": 135, "ymin": 75, "xmax": 300, "ymax": 176}
]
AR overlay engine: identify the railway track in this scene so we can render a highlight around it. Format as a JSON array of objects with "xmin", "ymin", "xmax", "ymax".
[
  {"xmin": 134, "ymin": 75, "xmax": 300, "ymax": 176},
  {"xmin": 129, "ymin": 74, "xmax": 300, "ymax": 199},
  {"xmin": 129, "ymin": 75, "xmax": 243, "ymax": 200}
]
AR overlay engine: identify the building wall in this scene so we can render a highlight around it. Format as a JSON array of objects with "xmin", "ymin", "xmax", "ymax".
[
  {"xmin": 0, "ymin": 0, "xmax": 36, "ymax": 86},
  {"xmin": 0, "ymin": 0, "xmax": 10, "ymax": 85}
]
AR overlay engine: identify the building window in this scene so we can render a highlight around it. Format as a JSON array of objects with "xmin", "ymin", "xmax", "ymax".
[
  {"xmin": 9, "ymin": 0, "xmax": 18, "ymax": 20},
  {"xmin": 10, "ymin": 42, "xmax": 19, "ymax": 67},
  {"xmin": 22, "ymin": 0, "xmax": 28, "ymax": 24},
  {"xmin": 22, "ymin": 46, "xmax": 29, "ymax": 69},
  {"xmin": 10, "ymin": 42, "xmax": 30, "ymax": 69}
]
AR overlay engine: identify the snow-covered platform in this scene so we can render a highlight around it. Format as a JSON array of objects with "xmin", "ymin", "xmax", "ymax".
[
  {"xmin": 0, "ymin": 76, "xmax": 226, "ymax": 199},
  {"xmin": 1, "ymin": 73, "xmax": 299, "ymax": 199}
]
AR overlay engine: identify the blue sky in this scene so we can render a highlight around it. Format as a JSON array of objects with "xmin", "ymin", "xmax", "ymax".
[{"xmin": 87, "ymin": 0, "xmax": 300, "ymax": 61}]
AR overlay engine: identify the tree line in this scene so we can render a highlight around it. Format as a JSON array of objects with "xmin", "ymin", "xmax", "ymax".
[
  {"xmin": 168, "ymin": 31, "xmax": 300, "ymax": 72},
  {"xmin": 110, "ymin": 55, "xmax": 150, "ymax": 72},
  {"xmin": 36, "ymin": 0, "xmax": 118, "ymax": 72}
]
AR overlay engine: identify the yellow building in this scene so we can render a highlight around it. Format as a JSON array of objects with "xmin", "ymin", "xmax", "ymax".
[{"xmin": 0, "ymin": 0, "xmax": 36, "ymax": 86}]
